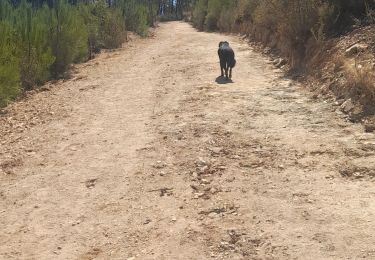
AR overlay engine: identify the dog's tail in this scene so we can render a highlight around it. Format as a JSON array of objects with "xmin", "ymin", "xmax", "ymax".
[{"xmin": 229, "ymin": 59, "xmax": 236, "ymax": 68}]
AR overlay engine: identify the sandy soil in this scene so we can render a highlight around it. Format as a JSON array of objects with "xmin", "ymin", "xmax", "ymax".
[{"xmin": 1, "ymin": 22, "xmax": 374, "ymax": 260}]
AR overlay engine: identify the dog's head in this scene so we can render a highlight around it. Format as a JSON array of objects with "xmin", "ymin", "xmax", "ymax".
[{"xmin": 219, "ymin": 41, "xmax": 229, "ymax": 48}]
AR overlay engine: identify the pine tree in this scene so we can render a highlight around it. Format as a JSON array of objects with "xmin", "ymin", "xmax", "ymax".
[
  {"xmin": 0, "ymin": 21, "xmax": 20, "ymax": 107},
  {"xmin": 14, "ymin": 0, "xmax": 55, "ymax": 89}
]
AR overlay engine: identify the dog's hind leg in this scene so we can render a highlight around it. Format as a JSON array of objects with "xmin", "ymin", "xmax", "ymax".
[
  {"xmin": 220, "ymin": 60, "xmax": 225, "ymax": 77},
  {"xmin": 229, "ymin": 67, "xmax": 232, "ymax": 79},
  {"xmin": 225, "ymin": 63, "xmax": 229, "ymax": 79}
]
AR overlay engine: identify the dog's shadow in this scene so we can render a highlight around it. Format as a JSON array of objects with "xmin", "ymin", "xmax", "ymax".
[{"xmin": 215, "ymin": 76, "xmax": 234, "ymax": 84}]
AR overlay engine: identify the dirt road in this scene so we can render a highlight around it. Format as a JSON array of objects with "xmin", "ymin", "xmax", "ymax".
[{"xmin": 1, "ymin": 22, "xmax": 375, "ymax": 260}]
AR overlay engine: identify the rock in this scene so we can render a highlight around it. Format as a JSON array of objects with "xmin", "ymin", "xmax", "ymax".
[
  {"xmin": 263, "ymin": 47, "xmax": 271, "ymax": 54},
  {"xmin": 193, "ymin": 192, "xmax": 205, "ymax": 199},
  {"xmin": 210, "ymin": 187, "xmax": 219, "ymax": 194},
  {"xmin": 273, "ymin": 58, "xmax": 287, "ymax": 68},
  {"xmin": 152, "ymin": 161, "xmax": 166, "ymax": 169},
  {"xmin": 143, "ymin": 219, "xmax": 151, "ymax": 225},
  {"xmin": 190, "ymin": 184, "xmax": 199, "ymax": 191},
  {"xmin": 340, "ymin": 99, "xmax": 355, "ymax": 113},
  {"xmin": 225, "ymin": 176, "xmax": 235, "ymax": 183},
  {"xmin": 201, "ymin": 179, "xmax": 211, "ymax": 184},
  {"xmin": 210, "ymin": 147, "xmax": 223, "ymax": 155},
  {"xmin": 198, "ymin": 165, "xmax": 209, "ymax": 174},
  {"xmin": 345, "ymin": 43, "xmax": 368, "ymax": 56},
  {"xmin": 364, "ymin": 123, "xmax": 375, "ymax": 133},
  {"xmin": 39, "ymin": 86, "xmax": 50, "ymax": 92},
  {"xmin": 85, "ymin": 178, "xmax": 97, "ymax": 189},
  {"xmin": 196, "ymin": 157, "xmax": 208, "ymax": 167},
  {"xmin": 347, "ymin": 105, "xmax": 363, "ymax": 122},
  {"xmin": 335, "ymin": 99, "xmax": 345, "ymax": 106}
]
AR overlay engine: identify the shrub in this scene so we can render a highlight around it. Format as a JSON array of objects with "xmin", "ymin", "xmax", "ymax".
[
  {"xmin": 14, "ymin": 1, "xmax": 55, "ymax": 89},
  {"xmin": 191, "ymin": 0, "xmax": 375, "ymax": 68},
  {"xmin": 100, "ymin": 8, "xmax": 126, "ymax": 48},
  {"xmin": 192, "ymin": 0, "xmax": 208, "ymax": 30},
  {"xmin": 0, "ymin": 21, "xmax": 20, "ymax": 107},
  {"xmin": 78, "ymin": 3, "xmax": 100, "ymax": 59},
  {"xmin": 0, "ymin": 0, "xmax": 149, "ymax": 107},
  {"xmin": 343, "ymin": 60, "xmax": 375, "ymax": 104},
  {"xmin": 48, "ymin": 0, "xmax": 88, "ymax": 77},
  {"xmin": 116, "ymin": 0, "xmax": 149, "ymax": 36}
]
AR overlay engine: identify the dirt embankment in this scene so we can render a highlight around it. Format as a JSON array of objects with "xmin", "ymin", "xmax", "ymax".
[
  {"xmin": 307, "ymin": 26, "xmax": 375, "ymax": 127},
  {"xmin": 1, "ymin": 22, "xmax": 375, "ymax": 259},
  {"xmin": 249, "ymin": 25, "xmax": 375, "ymax": 131}
]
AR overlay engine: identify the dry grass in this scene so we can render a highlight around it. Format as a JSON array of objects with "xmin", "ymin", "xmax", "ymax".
[{"xmin": 342, "ymin": 59, "xmax": 375, "ymax": 104}]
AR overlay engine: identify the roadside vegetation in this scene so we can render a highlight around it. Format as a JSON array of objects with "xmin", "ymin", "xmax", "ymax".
[
  {"xmin": 0, "ymin": 0, "xmax": 191, "ymax": 107},
  {"xmin": 192, "ymin": 0, "xmax": 374, "ymax": 66},
  {"xmin": 191, "ymin": 0, "xmax": 375, "ymax": 118}
]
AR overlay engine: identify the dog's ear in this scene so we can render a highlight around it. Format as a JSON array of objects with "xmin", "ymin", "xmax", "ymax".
[{"xmin": 219, "ymin": 41, "xmax": 229, "ymax": 47}]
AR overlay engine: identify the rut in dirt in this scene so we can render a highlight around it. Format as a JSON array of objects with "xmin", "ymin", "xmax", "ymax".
[{"xmin": 0, "ymin": 22, "xmax": 374, "ymax": 260}]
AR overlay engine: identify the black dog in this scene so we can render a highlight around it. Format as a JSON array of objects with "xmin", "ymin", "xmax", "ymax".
[{"xmin": 218, "ymin": 41, "xmax": 236, "ymax": 79}]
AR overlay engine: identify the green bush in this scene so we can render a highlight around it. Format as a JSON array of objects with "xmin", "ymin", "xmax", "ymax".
[
  {"xmin": 192, "ymin": 0, "xmax": 208, "ymax": 30},
  {"xmin": 116, "ymin": 0, "xmax": 149, "ymax": 36},
  {"xmin": 0, "ymin": 22, "xmax": 20, "ymax": 107},
  {"xmin": 48, "ymin": 0, "xmax": 88, "ymax": 77},
  {"xmin": 99, "ymin": 7, "xmax": 126, "ymax": 48},
  {"xmin": 78, "ymin": 3, "xmax": 100, "ymax": 59},
  {"xmin": 85, "ymin": 2, "xmax": 126, "ymax": 50},
  {"xmin": 0, "ymin": 0, "xmax": 152, "ymax": 107},
  {"xmin": 14, "ymin": 1, "xmax": 55, "ymax": 89}
]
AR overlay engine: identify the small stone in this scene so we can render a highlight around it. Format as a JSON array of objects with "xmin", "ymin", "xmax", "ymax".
[
  {"xmin": 208, "ymin": 212, "xmax": 218, "ymax": 218},
  {"xmin": 364, "ymin": 123, "xmax": 375, "ymax": 133},
  {"xmin": 201, "ymin": 179, "xmax": 211, "ymax": 184},
  {"xmin": 210, "ymin": 187, "xmax": 218, "ymax": 194},
  {"xmin": 198, "ymin": 165, "xmax": 209, "ymax": 174},
  {"xmin": 194, "ymin": 192, "xmax": 205, "ymax": 199},
  {"xmin": 210, "ymin": 147, "xmax": 223, "ymax": 154},
  {"xmin": 226, "ymin": 176, "xmax": 235, "ymax": 182},
  {"xmin": 274, "ymin": 58, "xmax": 287, "ymax": 68},
  {"xmin": 196, "ymin": 157, "xmax": 207, "ymax": 167},
  {"xmin": 345, "ymin": 43, "xmax": 368, "ymax": 56},
  {"xmin": 190, "ymin": 184, "xmax": 199, "ymax": 191},
  {"xmin": 340, "ymin": 99, "xmax": 355, "ymax": 113},
  {"xmin": 153, "ymin": 161, "xmax": 166, "ymax": 169}
]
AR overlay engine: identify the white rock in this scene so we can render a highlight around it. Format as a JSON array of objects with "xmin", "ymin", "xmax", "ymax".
[
  {"xmin": 340, "ymin": 99, "xmax": 355, "ymax": 113},
  {"xmin": 345, "ymin": 43, "xmax": 368, "ymax": 56}
]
